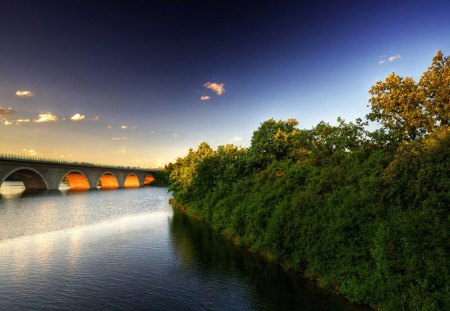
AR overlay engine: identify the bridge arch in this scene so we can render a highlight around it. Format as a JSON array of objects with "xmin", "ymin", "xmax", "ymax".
[
  {"xmin": 124, "ymin": 173, "xmax": 140, "ymax": 188},
  {"xmin": 97, "ymin": 172, "xmax": 119, "ymax": 189},
  {"xmin": 143, "ymin": 174, "xmax": 155, "ymax": 186},
  {"xmin": 59, "ymin": 170, "xmax": 91, "ymax": 190},
  {"xmin": 1, "ymin": 167, "xmax": 48, "ymax": 190}
]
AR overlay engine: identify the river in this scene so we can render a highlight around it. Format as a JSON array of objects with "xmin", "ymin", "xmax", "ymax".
[{"xmin": 0, "ymin": 186, "xmax": 367, "ymax": 310}]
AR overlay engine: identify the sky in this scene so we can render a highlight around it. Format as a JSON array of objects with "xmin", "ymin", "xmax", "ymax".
[{"xmin": 1, "ymin": 0, "xmax": 449, "ymax": 168}]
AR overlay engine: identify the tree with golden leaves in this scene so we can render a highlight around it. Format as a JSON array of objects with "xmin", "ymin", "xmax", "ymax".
[{"xmin": 368, "ymin": 50, "xmax": 449, "ymax": 141}]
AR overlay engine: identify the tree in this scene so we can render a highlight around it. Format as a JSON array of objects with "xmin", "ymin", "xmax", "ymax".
[
  {"xmin": 169, "ymin": 142, "xmax": 214, "ymax": 201},
  {"xmin": 419, "ymin": 50, "xmax": 450, "ymax": 127},
  {"xmin": 249, "ymin": 118, "xmax": 299, "ymax": 168},
  {"xmin": 367, "ymin": 50, "xmax": 449, "ymax": 141}
]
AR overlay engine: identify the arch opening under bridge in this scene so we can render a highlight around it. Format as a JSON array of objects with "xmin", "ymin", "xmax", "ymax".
[
  {"xmin": 97, "ymin": 172, "xmax": 119, "ymax": 189},
  {"xmin": 0, "ymin": 167, "xmax": 48, "ymax": 195},
  {"xmin": 59, "ymin": 171, "xmax": 90, "ymax": 191}
]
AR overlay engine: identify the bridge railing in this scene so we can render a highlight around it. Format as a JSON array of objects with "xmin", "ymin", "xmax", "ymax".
[{"xmin": 0, "ymin": 154, "xmax": 156, "ymax": 171}]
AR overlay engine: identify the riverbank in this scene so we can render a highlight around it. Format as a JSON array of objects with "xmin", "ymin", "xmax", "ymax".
[{"xmin": 170, "ymin": 197, "xmax": 373, "ymax": 309}]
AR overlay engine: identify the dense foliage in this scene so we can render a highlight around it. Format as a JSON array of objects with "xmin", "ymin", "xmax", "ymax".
[{"xmin": 169, "ymin": 51, "xmax": 450, "ymax": 310}]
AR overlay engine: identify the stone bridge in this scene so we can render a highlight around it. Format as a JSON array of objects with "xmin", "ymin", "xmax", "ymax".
[{"xmin": 0, "ymin": 158, "xmax": 159, "ymax": 190}]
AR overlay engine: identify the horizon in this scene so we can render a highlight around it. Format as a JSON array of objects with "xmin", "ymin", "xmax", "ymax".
[{"xmin": 1, "ymin": 0, "xmax": 450, "ymax": 167}]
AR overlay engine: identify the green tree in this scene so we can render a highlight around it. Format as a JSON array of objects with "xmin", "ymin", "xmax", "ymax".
[
  {"xmin": 249, "ymin": 118, "xmax": 299, "ymax": 168},
  {"xmin": 169, "ymin": 142, "xmax": 214, "ymax": 202}
]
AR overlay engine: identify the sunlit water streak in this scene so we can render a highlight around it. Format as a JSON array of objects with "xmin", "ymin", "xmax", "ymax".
[{"xmin": 0, "ymin": 187, "xmax": 367, "ymax": 311}]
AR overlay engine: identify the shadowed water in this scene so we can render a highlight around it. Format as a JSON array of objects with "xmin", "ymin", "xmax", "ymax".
[{"xmin": 0, "ymin": 187, "xmax": 368, "ymax": 310}]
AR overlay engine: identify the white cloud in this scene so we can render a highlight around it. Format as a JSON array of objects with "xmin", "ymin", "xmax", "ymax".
[
  {"xmin": 16, "ymin": 90, "xmax": 34, "ymax": 97},
  {"xmin": 3, "ymin": 120, "xmax": 12, "ymax": 125},
  {"xmin": 23, "ymin": 148, "xmax": 38, "ymax": 156},
  {"xmin": 112, "ymin": 137, "xmax": 128, "ymax": 141},
  {"xmin": 379, "ymin": 54, "xmax": 401, "ymax": 65},
  {"xmin": 388, "ymin": 54, "xmax": 401, "ymax": 62},
  {"xmin": 231, "ymin": 136, "xmax": 243, "ymax": 142},
  {"xmin": 0, "ymin": 107, "xmax": 15, "ymax": 117},
  {"xmin": 34, "ymin": 112, "xmax": 58, "ymax": 123},
  {"xmin": 172, "ymin": 133, "xmax": 179, "ymax": 138},
  {"xmin": 70, "ymin": 113, "xmax": 85, "ymax": 121},
  {"xmin": 203, "ymin": 82, "xmax": 225, "ymax": 95},
  {"xmin": 120, "ymin": 125, "xmax": 128, "ymax": 129},
  {"xmin": 200, "ymin": 95, "xmax": 211, "ymax": 101}
]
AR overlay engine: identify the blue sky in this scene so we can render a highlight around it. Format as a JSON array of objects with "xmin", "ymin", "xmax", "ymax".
[{"xmin": 0, "ymin": 0, "xmax": 449, "ymax": 167}]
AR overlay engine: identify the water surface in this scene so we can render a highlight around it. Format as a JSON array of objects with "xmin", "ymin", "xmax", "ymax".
[{"xmin": 0, "ymin": 187, "xmax": 367, "ymax": 310}]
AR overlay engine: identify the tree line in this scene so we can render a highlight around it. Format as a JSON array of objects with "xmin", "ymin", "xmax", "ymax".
[{"xmin": 168, "ymin": 51, "xmax": 449, "ymax": 310}]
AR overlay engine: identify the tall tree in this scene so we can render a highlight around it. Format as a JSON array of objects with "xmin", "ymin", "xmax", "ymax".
[{"xmin": 367, "ymin": 50, "xmax": 449, "ymax": 141}]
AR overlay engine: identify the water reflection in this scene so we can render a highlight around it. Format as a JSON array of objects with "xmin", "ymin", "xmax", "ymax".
[
  {"xmin": 169, "ymin": 211, "xmax": 369, "ymax": 311},
  {"xmin": 0, "ymin": 181, "xmax": 26, "ymax": 199}
]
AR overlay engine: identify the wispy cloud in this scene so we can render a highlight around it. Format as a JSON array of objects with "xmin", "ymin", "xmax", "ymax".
[
  {"xmin": 379, "ymin": 54, "xmax": 401, "ymax": 65},
  {"xmin": 172, "ymin": 133, "xmax": 179, "ymax": 138},
  {"xmin": 203, "ymin": 82, "xmax": 225, "ymax": 95},
  {"xmin": 112, "ymin": 137, "xmax": 128, "ymax": 141},
  {"xmin": 231, "ymin": 136, "xmax": 242, "ymax": 142},
  {"xmin": 91, "ymin": 116, "xmax": 100, "ymax": 121},
  {"xmin": 34, "ymin": 112, "xmax": 58, "ymax": 123},
  {"xmin": 120, "ymin": 125, "xmax": 128, "ymax": 129},
  {"xmin": 70, "ymin": 113, "xmax": 85, "ymax": 121},
  {"xmin": 0, "ymin": 107, "xmax": 15, "ymax": 117},
  {"xmin": 15, "ymin": 119, "xmax": 30, "ymax": 125},
  {"xmin": 16, "ymin": 90, "xmax": 34, "ymax": 97},
  {"xmin": 3, "ymin": 120, "xmax": 12, "ymax": 125},
  {"xmin": 200, "ymin": 95, "xmax": 211, "ymax": 101}
]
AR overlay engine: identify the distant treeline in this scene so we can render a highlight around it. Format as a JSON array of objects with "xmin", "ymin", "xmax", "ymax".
[{"xmin": 169, "ymin": 51, "xmax": 450, "ymax": 310}]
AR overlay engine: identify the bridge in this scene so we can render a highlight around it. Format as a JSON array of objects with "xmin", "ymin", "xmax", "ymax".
[{"xmin": 0, "ymin": 155, "xmax": 159, "ymax": 191}]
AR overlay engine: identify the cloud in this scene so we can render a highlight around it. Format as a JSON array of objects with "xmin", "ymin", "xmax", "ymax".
[
  {"xmin": 231, "ymin": 136, "xmax": 243, "ymax": 142},
  {"xmin": 200, "ymin": 95, "xmax": 211, "ymax": 101},
  {"xmin": 120, "ymin": 125, "xmax": 128, "ymax": 129},
  {"xmin": 23, "ymin": 148, "xmax": 38, "ymax": 156},
  {"xmin": 70, "ymin": 113, "xmax": 85, "ymax": 121},
  {"xmin": 3, "ymin": 120, "xmax": 12, "ymax": 125},
  {"xmin": 0, "ymin": 107, "xmax": 15, "ymax": 117},
  {"xmin": 388, "ymin": 54, "xmax": 401, "ymax": 62},
  {"xmin": 172, "ymin": 133, "xmax": 178, "ymax": 138},
  {"xmin": 203, "ymin": 82, "xmax": 225, "ymax": 95},
  {"xmin": 15, "ymin": 119, "xmax": 30, "ymax": 125},
  {"xmin": 34, "ymin": 112, "xmax": 58, "ymax": 123},
  {"xmin": 379, "ymin": 54, "xmax": 401, "ymax": 65},
  {"xmin": 112, "ymin": 137, "xmax": 128, "ymax": 141},
  {"xmin": 16, "ymin": 90, "xmax": 34, "ymax": 97},
  {"xmin": 91, "ymin": 116, "xmax": 100, "ymax": 121}
]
